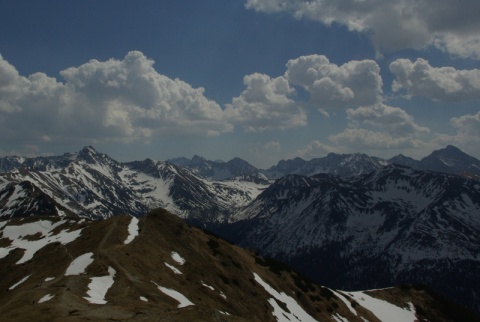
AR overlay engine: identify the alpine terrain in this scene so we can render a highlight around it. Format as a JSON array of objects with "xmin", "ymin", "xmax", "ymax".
[
  {"xmin": 219, "ymin": 164, "xmax": 480, "ymax": 315},
  {"xmin": 0, "ymin": 146, "xmax": 270, "ymax": 221},
  {"xmin": 0, "ymin": 145, "xmax": 479, "ymax": 318},
  {"xmin": 0, "ymin": 208, "xmax": 477, "ymax": 321}
]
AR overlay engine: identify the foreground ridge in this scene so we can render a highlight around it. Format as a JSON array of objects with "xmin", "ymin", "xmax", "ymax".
[{"xmin": 1, "ymin": 208, "xmax": 477, "ymax": 321}]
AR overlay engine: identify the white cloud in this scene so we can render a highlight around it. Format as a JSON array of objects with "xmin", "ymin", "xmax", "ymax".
[
  {"xmin": 0, "ymin": 52, "xmax": 233, "ymax": 146},
  {"xmin": 319, "ymin": 104, "xmax": 430, "ymax": 155},
  {"xmin": 390, "ymin": 58, "xmax": 480, "ymax": 102},
  {"xmin": 246, "ymin": 0, "xmax": 480, "ymax": 59},
  {"xmin": 225, "ymin": 73, "xmax": 306, "ymax": 132},
  {"xmin": 292, "ymin": 140, "xmax": 338, "ymax": 160},
  {"xmin": 264, "ymin": 141, "xmax": 282, "ymax": 152},
  {"xmin": 346, "ymin": 104, "xmax": 429, "ymax": 136},
  {"xmin": 285, "ymin": 55, "xmax": 382, "ymax": 109},
  {"xmin": 59, "ymin": 51, "xmax": 232, "ymax": 138},
  {"xmin": 451, "ymin": 111, "xmax": 480, "ymax": 136},
  {"xmin": 328, "ymin": 128, "xmax": 425, "ymax": 150}
]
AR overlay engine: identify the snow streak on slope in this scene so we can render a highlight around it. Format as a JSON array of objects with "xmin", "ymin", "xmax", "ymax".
[
  {"xmin": 8, "ymin": 274, "xmax": 32, "ymax": 290},
  {"xmin": 347, "ymin": 291, "xmax": 417, "ymax": 322},
  {"xmin": 165, "ymin": 262, "xmax": 182, "ymax": 275},
  {"xmin": 84, "ymin": 266, "xmax": 116, "ymax": 304},
  {"xmin": 38, "ymin": 294, "xmax": 55, "ymax": 303},
  {"xmin": 153, "ymin": 282, "xmax": 194, "ymax": 308},
  {"xmin": 65, "ymin": 252, "xmax": 94, "ymax": 275},
  {"xmin": 118, "ymin": 165, "xmax": 178, "ymax": 214},
  {"xmin": 253, "ymin": 272, "xmax": 318, "ymax": 322},
  {"xmin": 124, "ymin": 216, "xmax": 139, "ymax": 244}
]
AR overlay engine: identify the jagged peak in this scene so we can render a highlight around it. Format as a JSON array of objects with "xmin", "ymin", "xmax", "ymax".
[
  {"xmin": 191, "ymin": 154, "xmax": 207, "ymax": 162},
  {"xmin": 445, "ymin": 144, "xmax": 462, "ymax": 152},
  {"xmin": 425, "ymin": 145, "xmax": 468, "ymax": 158},
  {"xmin": 77, "ymin": 146, "xmax": 111, "ymax": 162},
  {"xmin": 226, "ymin": 157, "xmax": 253, "ymax": 168},
  {"xmin": 81, "ymin": 145, "xmax": 97, "ymax": 153}
]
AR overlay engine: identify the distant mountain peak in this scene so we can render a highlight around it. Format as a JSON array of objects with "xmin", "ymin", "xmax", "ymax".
[
  {"xmin": 81, "ymin": 145, "xmax": 97, "ymax": 153},
  {"xmin": 419, "ymin": 145, "xmax": 480, "ymax": 175}
]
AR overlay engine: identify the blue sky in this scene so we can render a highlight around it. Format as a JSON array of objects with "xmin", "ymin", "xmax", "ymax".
[{"xmin": 1, "ymin": 0, "xmax": 479, "ymax": 167}]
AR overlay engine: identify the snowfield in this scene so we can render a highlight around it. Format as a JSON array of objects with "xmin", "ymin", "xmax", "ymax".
[
  {"xmin": 124, "ymin": 216, "xmax": 139, "ymax": 244},
  {"xmin": 83, "ymin": 266, "xmax": 116, "ymax": 304},
  {"xmin": 347, "ymin": 291, "xmax": 417, "ymax": 322},
  {"xmin": 253, "ymin": 272, "xmax": 318, "ymax": 322},
  {"xmin": 65, "ymin": 252, "xmax": 94, "ymax": 275},
  {"xmin": 0, "ymin": 220, "xmax": 83, "ymax": 264}
]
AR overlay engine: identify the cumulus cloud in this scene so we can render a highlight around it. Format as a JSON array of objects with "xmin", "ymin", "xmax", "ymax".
[
  {"xmin": 245, "ymin": 0, "xmax": 480, "ymax": 59},
  {"xmin": 390, "ymin": 58, "xmax": 480, "ymax": 102},
  {"xmin": 346, "ymin": 104, "xmax": 429, "ymax": 136},
  {"xmin": 451, "ymin": 111, "xmax": 480, "ymax": 136},
  {"xmin": 225, "ymin": 73, "xmax": 307, "ymax": 132},
  {"xmin": 264, "ymin": 141, "xmax": 282, "ymax": 152},
  {"xmin": 0, "ymin": 52, "xmax": 233, "ymax": 147},
  {"xmin": 285, "ymin": 55, "xmax": 382, "ymax": 109},
  {"xmin": 318, "ymin": 103, "xmax": 429, "ymax": 154},
  {"xmin": 292, "ymin": 140, "xmax": 338, "ymax": 160}
]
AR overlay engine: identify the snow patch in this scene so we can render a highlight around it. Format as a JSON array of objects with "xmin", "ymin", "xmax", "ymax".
[
  {"xmin": 253, "ymin": 272, "xmax": 317, "ymax": 322},
  {"xmin": 65, "ymin": 252, "xmax": 94, "ymax": 275},
  {"xmin": 140, "ymin": 296, "xmax": 148, "ymax": 302},
  {"xmin": 153, "ymin": 282, "xmax": 194, "ymax": 308},
  {"xmin": 329, "ymin": 288, "xmax": 357, "ymax": 315},
  {"xmin": 9, "ymin": 274, "xmax": 32, "ymax": 290},
  {"xmin": 165, "ymin": 262, "xmax": 182, "ymax": 275},
  {"xmin": 331, "ymin": 314, "xmax": 349, "ymax": 322},
  {"xmin": 38, "ymin": 294, "xmax": 55, "ymax": 303},
  {"xmin": 347, "ymin": 291, "xmax": 417, "ymax": 322},
  {"xmin": 201, "ymin": 281, "xmax": 215, "ymax": 291},
  {"xmin": 44, "ymin": 277, "xmax": 55, "ymax": 282},
  {"xmin": 171, "ymin": 251, "xmax": 186, "ymax": 265},
  {"xmin": 83, "ymin": 267, "xmax": 116, "ymax": 304},
  {"xmin": 124, "ymin": 216, "xmax": 139, "ymax": 244},
  {"xmin": 0, "ymin": 220, "xmax": 82, "ymax": 264},
  {"xmin": 219, "ymin": 291, "xmax": 227, "ymax": 300}
]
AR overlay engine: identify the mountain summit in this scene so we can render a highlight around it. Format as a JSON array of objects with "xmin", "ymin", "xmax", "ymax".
[{"xmin": 420, "ymin": 145, "xmax": 480, "ymax": 176}]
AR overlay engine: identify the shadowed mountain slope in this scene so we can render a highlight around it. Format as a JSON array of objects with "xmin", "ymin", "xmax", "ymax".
[{"xmin": 217, "ymin": 165, "xmax": 480, "ymax": 314}]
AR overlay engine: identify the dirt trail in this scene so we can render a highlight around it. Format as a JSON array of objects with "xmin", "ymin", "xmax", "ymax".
[{"xmin": 98, "ymin": 217, "xmax": 144, "ymax": 284}]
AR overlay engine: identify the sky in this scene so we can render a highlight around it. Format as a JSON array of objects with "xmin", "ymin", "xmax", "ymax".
[{"xmin": 0, "ymin": 0, "xmax": 479, "ymax": 168}]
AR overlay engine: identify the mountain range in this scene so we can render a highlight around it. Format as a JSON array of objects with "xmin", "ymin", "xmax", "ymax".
[
  {"xmin": 261, "ymin": 145, "xmax": 480, "ymax": 179},
  {"xmin": 0, "ymin": 146, "xmax": 269, "ymax": 221},
  {"xmin": 0, "ymin": 145, "xmax": 479, "ymax": 317},
  {"xmin": 0, "ymin": 208, "xmax": 477, "ymax": 321},
  {"xmin": 216, "ymin": 165, "xmax": 480, "ymax": 314}
]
